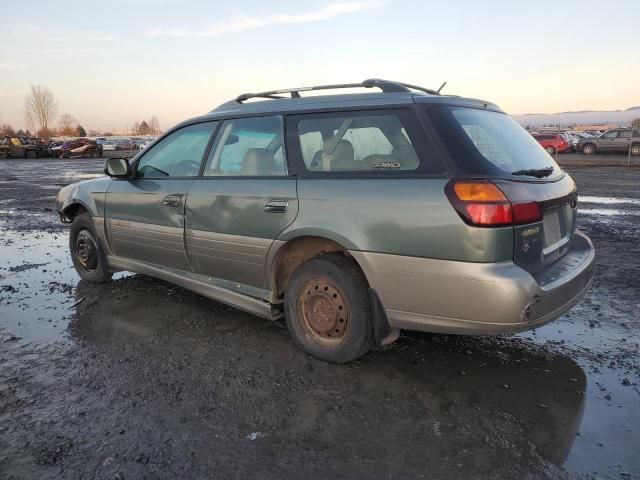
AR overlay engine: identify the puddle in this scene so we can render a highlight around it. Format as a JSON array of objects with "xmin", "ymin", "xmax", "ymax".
[
  {"xmin": 579, "ymin": 208, "xmax": 640, "ymax": 216},
  {"xmin": 0, "ymin": 228, "xmax": 638, "ymax": 477},
  {"xmin": 0, "ymin": 230, "xmax": 129, "ymax": 345},
  {"xmin": 580, "ymin": 196, "xmax": 640, "ymax": 206}
]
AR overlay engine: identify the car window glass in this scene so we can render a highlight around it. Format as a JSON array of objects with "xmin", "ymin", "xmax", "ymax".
[
  {"xmin": 633, "ymin": 130, "xmax": 640, "ymax": 138},
  {"xmin": 203, "ymin": 116, "xmax": 286, "ymax": 176},
  {"xmin": 619, "ymin": 130, "xmax": 631, "ymax": 138},
  {"xmin": 296, "ymin": 114, "xmax": 420, "ymax": 172},
  {"xmin": 136, "ymin": 122, "xmax": 217, "ymax": 178},
  {"xmin": 427, "ymin": 107, "xmax": 562, "ymax": 180},
  {"xmin": 603, "ymin": 131, "xmax": 618, "ymax": 138},
  {"xmin": 10, "ymin": 138, "xmax": 20, "ymax": 146}
]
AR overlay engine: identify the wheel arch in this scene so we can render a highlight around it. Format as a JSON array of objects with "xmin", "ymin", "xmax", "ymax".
[
  {"xmin": 60, "ymin": 201, "xmax": 91, "ymax": 223},
  {"xmin": 267, "ymin": 235, "xmax": 360, "ymax": 299}
]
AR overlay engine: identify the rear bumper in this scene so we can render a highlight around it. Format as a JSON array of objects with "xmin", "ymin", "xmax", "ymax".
[{"xmin": 350, "ymin": 231, "xmax": 595, "ymax": 335}]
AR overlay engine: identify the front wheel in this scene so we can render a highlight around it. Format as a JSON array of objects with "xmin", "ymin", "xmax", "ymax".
[
  {"xmin": 69, "ymin": 213, "xmax": 112, "ymax": 283},
  {"xmin": 284, "ymin": 253, "xmax": 373, "ymax": 363},
  {"xmin": 545, "ymin": 145, "xmax": 556, "ymax": 154}
]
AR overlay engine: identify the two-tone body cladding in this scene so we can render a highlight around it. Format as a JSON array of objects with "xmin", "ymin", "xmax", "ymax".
[{"xmin": 57, "ymin": 79, "xmax": 596, "ymax": 362}]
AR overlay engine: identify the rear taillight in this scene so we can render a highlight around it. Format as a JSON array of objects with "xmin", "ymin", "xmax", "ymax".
[{"xmin": 446, "ymin": 180, "xmax": 542, "ymax": 227}]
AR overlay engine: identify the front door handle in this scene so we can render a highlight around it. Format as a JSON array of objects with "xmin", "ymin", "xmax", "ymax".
[
  {"xmin": 264, "ymin": 199, "xmax": 288, "ymax": 213},
  {"xmin": 161, "ymin": 194, "xmax": 182, "ymax": 207}
]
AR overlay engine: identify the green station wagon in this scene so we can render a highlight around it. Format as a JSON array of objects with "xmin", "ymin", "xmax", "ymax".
[{"xmin": 56, "ymin": 79, "xmax": 595, "ymax": 362}]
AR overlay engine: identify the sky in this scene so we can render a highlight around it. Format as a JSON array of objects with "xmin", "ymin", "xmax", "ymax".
[{"xmin": 2, "ymin": 0, "xmax": 639, "ymax": 132}]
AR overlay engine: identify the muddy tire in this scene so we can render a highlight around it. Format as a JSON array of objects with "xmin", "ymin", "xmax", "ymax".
[
  {"xmin": 545, "ymin": 145, "xmax": 556, "ymax": 155},
  {"xmin": 26, "ymin": 150, "xmax": 37, "ymax": 159},
  {"xmin": 69, "ymin": 213, "xmax": 112, "ymax": 283},
  {"xmin": 582, "ymin": 143, "xmax": 596, "ymax": 155},
  {"xmin": 0, "ymin": 151, "xmax": 8, "ymax": 159},
  {"xmin": 284, "ymin": 253, "xmax": 373, "ymax": 363},
  {"xmin": 631, "ymin": 143, "xmax": 640, "ymax": 156}
]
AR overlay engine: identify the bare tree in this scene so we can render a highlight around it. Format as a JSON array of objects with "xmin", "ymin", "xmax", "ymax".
[
  {"xmin": 149, "ymin": 116, "xmax": 160, "ymax": 135},
  {"xmin": 24, "ymin": 85, "xmax": 57, "ymax": 137},
  {"xmin": 58, "ymin": 113, "xmax": 78, "ymax": 136},
  {"xmin": 0, "ymin": 124, "xmax": 16, "ymax": 136}
]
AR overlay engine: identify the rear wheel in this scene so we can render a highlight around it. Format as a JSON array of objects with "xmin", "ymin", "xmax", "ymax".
[
  {"xmin": 582, "ymin": 143, "xmax": 596, "ymax": 155},
  {"xmin": 90, "ymin": 149, "xmax": 101, "ymax": 158},
  {"xmin": 284, "ymin": 253, "xmax": 373, "ymax": 363},
  {"xmin": 545, "ymin": 145, "xmax": 556, "ymax": 154},
  {"xmin": 0, "ymin": 151, "xmax": 8, "ymax": 159},
  {"xmin": 69, "ymin": 213, "xmax": 112, "ymax": 283},
  {"xmin": 631, "ymin": 143, "xmax": 640, "ymax": 156},
  {"xmin": 26, "ymin": 150, "xmax": 37, "ymax": 159}
]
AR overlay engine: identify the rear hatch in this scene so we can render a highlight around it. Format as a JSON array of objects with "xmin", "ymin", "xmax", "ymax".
[{"xmin": 426, "ymin": 104, "xmax": 578, "ymax": 273}]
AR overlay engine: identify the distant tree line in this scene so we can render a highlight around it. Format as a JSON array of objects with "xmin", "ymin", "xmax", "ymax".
[
  {"xmin": 132, "ymin": 116, "xmax": 160, "ymax": 136},
  {"xmin": 1, "ymin": 84, "xmax": 160, "ymax": 139}
]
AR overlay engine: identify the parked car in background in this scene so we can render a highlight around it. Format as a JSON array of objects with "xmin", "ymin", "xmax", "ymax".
[
  {"xmin": 24, "ymin": 137, "xmax": 52, "ymax": 157},
  {"xmin": 561, "ymin": 132, "xmax": 579, "ymax": 150},
  {"xmin": 48, "ymin": 141, "xmax": 65, "ymax": 157},
  {"xmin": 59, "ymin": 138, "xmax": 102, "ymax": 158},
  {"xmin": 532, "ymin": 133, "xmax": 571, "ymax": 154},
  {"xmin": 578, "ymin": 128, "xmax": 640, "ymax": 155},
  {"xmin": 56, "ymin": 78, "xmax": 595, "ymax": 363},
  {"xmin": 139, "ymin": 137, "xmax": 156, "ymax": 150},
  {"xmin": 0, "ymin": 136, "xmax": 40, "ymax": 159},
  {"xmin": 101, "ymin": 140, "xmax": 117, "ymax": 151},
  {"xmin": 116, "ymin": 138, "xmax": 133, "ymax": 150}
]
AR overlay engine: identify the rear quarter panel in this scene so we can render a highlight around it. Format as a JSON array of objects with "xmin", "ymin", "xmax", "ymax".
[{"xmin": 281, "ymin": 178, "xmax": 513, "ymax": 262}]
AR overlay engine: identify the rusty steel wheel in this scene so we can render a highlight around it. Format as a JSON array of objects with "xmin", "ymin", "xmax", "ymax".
[
  {"xmin": 285, "ymin": 253, "xmax": 373, "ymax": 363},
  {"xmin": 300, "ymin": 279, "xmax": 350, "ymax": 344}
]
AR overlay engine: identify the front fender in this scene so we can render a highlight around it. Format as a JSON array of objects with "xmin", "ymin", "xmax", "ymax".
[{"xmin": 55, "ymin": 177, "xmax": 112, "ymax": 221}]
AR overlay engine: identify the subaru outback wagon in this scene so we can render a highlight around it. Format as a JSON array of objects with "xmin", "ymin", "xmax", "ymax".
[{"xmin": 56, "ymin": 79, "xmax": 595, "ymax": 363}]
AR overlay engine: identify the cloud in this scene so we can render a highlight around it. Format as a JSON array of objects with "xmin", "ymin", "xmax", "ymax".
[
  {"xmin": 145, "ymin": 2, "xmax": 385, "ymax": 38},
  {"xmin": 46, "ymin": 32, "xmax": 114, "ymax": 43},
  {"xmin": 0, "ymin": 63, "xmax": 27, "ymax": 70}
]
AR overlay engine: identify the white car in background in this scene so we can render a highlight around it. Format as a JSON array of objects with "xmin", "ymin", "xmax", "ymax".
[
  {"xmin": 102, "ymin": 140, "xmax": 117, "ymax": 151},
  {"xmin": 140, "ymin": 138, "xmax": 156, "ymax": 150}
]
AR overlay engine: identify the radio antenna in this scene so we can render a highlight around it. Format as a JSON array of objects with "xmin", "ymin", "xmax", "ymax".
[{"xmin": 437, "ymin": 81, "xmax": 447, "ymax": 94}]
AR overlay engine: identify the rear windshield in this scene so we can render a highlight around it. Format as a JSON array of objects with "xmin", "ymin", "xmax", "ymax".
[{"xmin": 427, "ymin": 107, "xmax": 562, "ymax": 180}]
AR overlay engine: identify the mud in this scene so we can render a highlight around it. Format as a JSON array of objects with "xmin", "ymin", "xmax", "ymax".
[{"xmin": 1, "ymin": 158, "xmax": 639, "ymax": 479}]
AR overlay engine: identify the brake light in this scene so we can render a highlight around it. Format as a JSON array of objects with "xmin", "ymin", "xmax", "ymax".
[{"xmin": 447, "ymin": 180, "xmax": 542, "ymax": 227}]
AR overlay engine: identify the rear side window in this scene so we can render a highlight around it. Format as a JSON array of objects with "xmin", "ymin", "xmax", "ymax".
[
  {"xmin": 288, "ymin": 110, "xmax": 444, "ymax": 174},
  {"xmin": 619, "ymin": 130, "xmax": 632, "ymax": 138},
  {"xmin": 427, "ymin": 107, "xmax": 562, "ymax": 180},
  {"xmin": 203, "ymin": 115, "xmax": 287, "ymax": 177}
]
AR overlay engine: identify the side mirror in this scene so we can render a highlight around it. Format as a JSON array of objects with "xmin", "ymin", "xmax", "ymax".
[{"xmin": 104, "ymin": 157, "xmax": 130, "ymax": 178}]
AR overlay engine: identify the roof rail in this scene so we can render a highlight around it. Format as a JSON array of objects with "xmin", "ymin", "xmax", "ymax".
[{"xmin": 224, "ymin": 78, "xmax": 441, "ymax": 105}]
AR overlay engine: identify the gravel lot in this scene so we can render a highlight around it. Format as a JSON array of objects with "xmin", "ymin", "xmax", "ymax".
[{"xmin": 0, "ymin": 157, "xmax": 639, "ymax": 480}]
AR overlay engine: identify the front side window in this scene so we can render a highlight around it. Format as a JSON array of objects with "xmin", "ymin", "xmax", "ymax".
[
  {"xmin": 602, "ymin": 130, "xmax": 619, "ymax": 138},
  {"xmin": 203, "ymin": 116, "xmax": 286, "ymax": 176},
  {"xmin": 293, "ymin": 112, "xmax": 429, "ymax": 173},
  {"xmin": 136, "ymin": 122, "xmax": 217, "ymax": 178}
]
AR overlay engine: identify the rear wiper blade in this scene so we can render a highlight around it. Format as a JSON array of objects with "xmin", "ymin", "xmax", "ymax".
[{"xmin": 511, "ymin": 167, "xmax": 554, "ymax": 178}]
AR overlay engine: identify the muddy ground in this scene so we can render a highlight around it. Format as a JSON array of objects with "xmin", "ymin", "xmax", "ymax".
[{"xmin": 0, "ymin": 157, "xmax": 639, "ymax": 480}]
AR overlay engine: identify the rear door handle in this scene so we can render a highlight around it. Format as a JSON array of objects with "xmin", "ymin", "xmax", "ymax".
[
  {"xmin": 161, "ymin": 194, "xmax": 182, "ymax": 207},
  {"xmin": 264, "ymin": 199, "xmax": 288, "ymax": 213}
]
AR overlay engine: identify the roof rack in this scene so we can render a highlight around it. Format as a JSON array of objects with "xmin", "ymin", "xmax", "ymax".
[{"xmin": 225, "ymin": 78, "xmax": 441, "ymax": 105}]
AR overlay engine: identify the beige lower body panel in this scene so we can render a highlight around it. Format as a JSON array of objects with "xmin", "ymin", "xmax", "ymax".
[{"xmin": 350, "ymin": 234, "xmax": 594, "ymax": 335}]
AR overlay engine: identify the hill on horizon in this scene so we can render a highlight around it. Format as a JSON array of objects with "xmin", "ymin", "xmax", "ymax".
[{"xmin": 512, "ymin": 106, "xmax": 639, "ymax": 127}]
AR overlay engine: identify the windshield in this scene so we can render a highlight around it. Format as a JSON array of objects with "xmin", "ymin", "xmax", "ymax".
[{"xmin": 427, "ymin": 107, "xmax": 562, "ymax": 180}]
